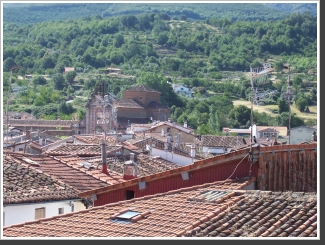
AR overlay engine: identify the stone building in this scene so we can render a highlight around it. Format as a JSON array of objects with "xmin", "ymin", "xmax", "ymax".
[{"xmin": 81, "ymin": 84, "xmax": 171, "ymax": 134}]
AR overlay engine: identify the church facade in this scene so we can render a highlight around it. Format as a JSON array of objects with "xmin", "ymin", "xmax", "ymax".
[{"xmin": 80, "ymin": 84, "xmax": 172, "ymax": 134}]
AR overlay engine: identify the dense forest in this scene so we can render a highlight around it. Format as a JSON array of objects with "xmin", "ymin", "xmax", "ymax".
[
  {"xmin": 2, "ymin": 4, "xmax": 318, "ymax": 135},
  {"xmin": 3, "ymin": 2, "xmax": 317, "ymax": 26}
]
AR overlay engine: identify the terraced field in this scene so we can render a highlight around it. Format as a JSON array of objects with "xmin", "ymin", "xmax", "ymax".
[{"xmin": 233, "ymin": 100, "xmax": 318, "ymax": 121}]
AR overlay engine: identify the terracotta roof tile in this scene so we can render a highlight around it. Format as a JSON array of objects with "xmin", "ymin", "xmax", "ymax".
[
  {"xmin": 43, "ymin": 144, "xmax": 122, "ymax": 156},
  {"xmin": 115, "ymin": 99, "xmax": 144, "ymax": 109},
  {"xmin": 3, "ymin": 177, "xmax": 256, "ymax": 237},
  {"xmin": 3, "ymin": 155, "xmax": 79, "ymax": 204},
  {"xmin": 124, "ymin": 84, "xmax": 159, "ymax": 93},
  {"xmin": 9, "ymin": 119, "xmax": 77, "ymax": 127},
  {"xmin": 74, "ymin": 135, "xmax": 119, "ymax": 145},
  {"xmin": 146, "ymin": 101, "xmax": 170, "ymax": 109},
  {"xmin": 201, "ymin": 135, "xmax": 246, "ymax": 148},
  {"xmin": 4, "ymin": 153, "xmax": 113, "ymax": 193}
]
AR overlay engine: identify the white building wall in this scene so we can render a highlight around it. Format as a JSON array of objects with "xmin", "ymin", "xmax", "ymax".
[
  {"xmin": 3, "ymin": 199, "xmax": 86, "ymax": 227},
  {"xmin": 150, "ymin": 148, "xmax": 196, "ymax": 166},
  {"xmin": 202, "ymin": 146, "xmax": 226, "ymax": 155}
]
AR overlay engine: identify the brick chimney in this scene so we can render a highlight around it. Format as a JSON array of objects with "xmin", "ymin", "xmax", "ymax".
[
  {"xmin": 123, "ymin": 153, "xmax": 138, "ymax": 180},
  {"xmin": 101, "ymin": 140, "xmax": 108, "ymax": 174}
]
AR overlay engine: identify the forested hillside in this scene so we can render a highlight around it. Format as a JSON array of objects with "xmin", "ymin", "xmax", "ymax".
[
  {"xmin": 3, "ymin": 7, "xmax": 317, "ymax": 135},
  {"xmin": 3, "ymin": 2, "xmax": 317, "ymax": 26}
]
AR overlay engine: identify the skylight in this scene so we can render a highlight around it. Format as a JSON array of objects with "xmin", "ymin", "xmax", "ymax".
[{"xmin": 116, "ymin": 211, "xmax": 140, "ymax": 220}]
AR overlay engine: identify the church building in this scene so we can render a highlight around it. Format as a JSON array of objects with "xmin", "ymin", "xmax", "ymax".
[{"xmin": 79, "ymin": 84, "xmax": 171, "ymax": 134}]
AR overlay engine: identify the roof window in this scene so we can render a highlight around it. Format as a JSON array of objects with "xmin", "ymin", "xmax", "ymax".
[
  {"xmin": 116, "ymin": 211, "xmax": 140, "ymax": 220},
  {"xmin": 110, "ymin": 210, "xmax": 151, "ymax": 224}
]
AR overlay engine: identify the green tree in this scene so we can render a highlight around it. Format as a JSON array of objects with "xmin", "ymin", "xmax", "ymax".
[
  {"xmin": 114, "ymin": 34, "xmax": 125, "ymax": 48},
  {"xmin": 274, "ymin": 61, "xmax": 284, "ymax": 72},
  {"xmin": 228, "ymin": 105, "xmax": 251, "ymax": 127},
  {"xmin": 52, "ymin": 74, "xmax": 66, "ymax": 90},
  {"xmin": 32, "ymin": 76, "xmax": 47, "ymax": 86},
  {"xmin": 180, "ymin": 14, "xmax": 187, "ymax": 21},
  {"xmin": 42, "ymin": 57, "xmax": 56, "ymax": 69},
  {"xmin": 292, "ymin": 75, "xmax": 303, "ymax": 93},
  {"xmin": 277, "ymin": 98, "xmax": 289, "ymax": 114},
  {"xmin": 3, "ymin": 58, "xmax": 17, "ymax": 72},
  {"xmin": 58, "ymin": 101, "xmax": 75, "ymax": 114},
  {"xmin": 157, "ymin": 33, "xmax": 169, "ymax": 45},
  {"xmin": 65, "ymin": 70, "xmax": 77, "ymax": 84},
  {"xmin": 295, "ymin": 97, "xmax": 308, "ymax": 112}
]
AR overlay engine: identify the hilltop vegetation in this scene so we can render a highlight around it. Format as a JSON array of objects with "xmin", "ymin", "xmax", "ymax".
[
  {"xmin": 3, "ymin": 2, "xmax": 317, "ymax": 26},
  {"xmin": 3, "ymin": 8, "xmax": 317, "ymax": 134}
]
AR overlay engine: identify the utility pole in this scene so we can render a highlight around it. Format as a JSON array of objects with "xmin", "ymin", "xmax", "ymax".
[
  {"xmin": 250, "ymin": 66, "xmax": 254, "ymax": 155},
  {"xmin": 282, "ymin": 64, "xmax": 294, "ymax": 144},
  {"xmin": 287, "ymin": 66, "xmax": 291, "ymax": 144}
]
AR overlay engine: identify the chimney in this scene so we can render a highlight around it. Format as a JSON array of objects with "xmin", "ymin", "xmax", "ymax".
[
  {"xmin": 117, "ymin": 133, "xmax": 122, "ymax": 143},
  {"xmin": 39, "ymin": 136, "xmax": 43, "ymax": 146},
  {"xmin": 26, "ymin": 130, "xmax": 30, "ymax": 140},
  {"xmin": 123, "ymin": 153, "xmax": 138, "ymax": 180},
  {"xmin": 190, "ymin": 144, "xmax": 196, "ymax": 162},
  {"xmin": 101, "ymin": 140, "xmax": 108, "ymax": 174},
  {"xmin": 184, "ymin": 121, "xmax": 187, "ymax": 128},
  {"xmin": 312, "ymin": 131, "xmax": 317, "ymax": 141},
  {"xmin": 167, "ymin": 133, "xmax": 171, "ymax": 144}
]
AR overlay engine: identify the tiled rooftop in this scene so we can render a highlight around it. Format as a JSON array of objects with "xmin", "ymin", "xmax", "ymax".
[
  {"xmin": 185, "ymin": 191, "xmax": 317, "ymax": 238},
  {"xmin": 55, "ymin": 153, "xmax": 181, "ymax": 179},
  {"xmin": 117, "ymin": 117, "xmax": 152, "ymax": 128},
  {"xmin": 74, "ymin": 135, "xmax": 119, "ymax": 145},
  {"xmin": 43, "ymin": 144, "xmax": 122, "ymax": 156},
  {"xmin": 146, "ymin": 101, "xmax": 170, "ymax": 109},
  {"xmin": 8, "ymin": 119, "xmax": 77, "ymax": 126},
  {"xmin": 124, "ymin": 84, "xmax": 159, "ymax": 93},
  {"xmin": 3, "ymin": 155, "xmax": 79, "ymax": 204},
  {"xmin": 201, "ymin": 135, "xmax": 246, "ymax": 148},
  {"xmin": 3, "ymin": 177, "xmax": 258, "ymax": 237},
  {"xmin": 149, "ymin": 121, "xmax": 195, "ymax": 134},
  {"xmin": 115, "ymin": 99, "xmax": 144, "ymax": 109},
  {"xmin": 4, "ymin": 153, "xmax": 112, "ymax": 193}
]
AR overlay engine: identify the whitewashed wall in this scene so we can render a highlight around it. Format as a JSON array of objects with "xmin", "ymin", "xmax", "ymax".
[
  {"xmin": 150, "ymin": 148, "xmax": 196, "ymax": 166},
  {"xmin": 202, "ymin": 146, "xmax": 228, "ymax": 155},
  {"xmin": 3, "ymin": 199, "xmax": 86, "ymax": 227}
]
